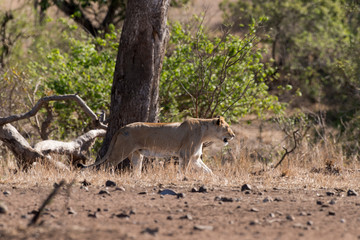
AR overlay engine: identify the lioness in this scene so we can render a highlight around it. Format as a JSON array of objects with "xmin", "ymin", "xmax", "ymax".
[{"xmin": 79, "ymin": 116, "xmax": 235, "ymax": 175}]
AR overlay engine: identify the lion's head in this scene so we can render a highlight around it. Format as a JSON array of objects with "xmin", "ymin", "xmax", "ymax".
[{"xmin": 213, "ymin": 116, "xmax": 235, "ymax": 145}]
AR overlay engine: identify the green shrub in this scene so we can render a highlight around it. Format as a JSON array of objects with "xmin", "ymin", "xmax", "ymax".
[
  {"xmin": 160, "ymin": 17, "xmax": 285, "ymax": 121},
  {"xmin": 27, "ymin": 21, "xmax": 118, "ymax": 138}
]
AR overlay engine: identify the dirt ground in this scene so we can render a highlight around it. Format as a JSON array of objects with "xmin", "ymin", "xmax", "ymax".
[{"xmin": 1, "ymin": 179, "xmax": 360, "ymax": 240}]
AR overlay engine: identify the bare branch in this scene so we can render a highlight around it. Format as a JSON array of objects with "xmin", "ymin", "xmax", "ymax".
[
  {"xmin": 0, "ymin": 94, "xmax": 107, "ymax": 129},
  {"xmin": 273, "ymin": 129, "xmax": 299, "ymax": 169},
  {"xmin": 34, "ymin": 129, "xmax": 106, "ymax": 164}
]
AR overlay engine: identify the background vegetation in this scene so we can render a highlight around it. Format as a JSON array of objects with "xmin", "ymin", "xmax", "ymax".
[{"xmin": 1, "ymin": 0, "xmax": 360, "ymax": 168}]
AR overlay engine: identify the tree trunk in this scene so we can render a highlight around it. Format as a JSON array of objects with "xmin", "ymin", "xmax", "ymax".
[{"xmin": 97, "ymin": 0, "xmax": 170, "ymax": 163}]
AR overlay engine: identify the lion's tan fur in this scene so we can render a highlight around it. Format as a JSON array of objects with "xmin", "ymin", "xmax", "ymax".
[{"xmin": 82, "ymin": 117, "xmax": 235, "ymax": 175}]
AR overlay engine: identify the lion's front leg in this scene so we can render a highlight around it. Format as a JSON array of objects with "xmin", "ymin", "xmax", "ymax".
[
  {"xmin": 129, "ymin": 151, "xmax": 143, "ymax": 176},
  {"xmin": 192, "ymin": 157, "xmax": 213, "ymax": 175}
]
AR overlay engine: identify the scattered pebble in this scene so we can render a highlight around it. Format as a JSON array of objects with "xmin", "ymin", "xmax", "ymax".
[
  {"xmin": 250, "ymin": 208, "xmax": 259, "ymax": 212},
  {"xmin": 0, "ymin": 202, "xmax": 8, "ymax": 214},
  {"xmin": 269, "ymin": 213, "xmax": 275, "ymax": 218},
  {"xmin": 191, "ymin": 187, "xmax": 198, "ymax": 193},
  {"xmin": 180, "ymin": 214, "xmax": 193, "ymax": 220},
  {"xmin": 194, "ymin": 225, "xmax": 213, "ymax": 231},
  {"xmin": 115, "ymin": 186, "xmax": 126, "ymax": 192},
  {"xmin": 241, "ymin": 184, "xmax": 252, "ymax": 192},
  {"xmin": 198, "ymin": 185, "xmax": 208, "ymax": 193},
  {"xmin": 158, "ymin": 189, "xmax": 177, "ymax": 196},
  {"xmin": 286, "ymin": 215, "xmax": 295, "ymax": 221},
  {"xmin": 116, "ymin": 213, "xmax": 130, "ymax": 219},
  {"xmin": 316, "ymin": 200, "xmax": 323, "ymax": 205},
  {"xmin": 3, "ymin": 191, "xmax": 10, "ymax": 196},
  {"xmin": 340, "ymin": 219, "xmax": 346, "ymax": 223},
  {"xmin": 249, "ymin": 219, "xmax": 260, "ymax": 225},
  {"xmin": 326, "ymin": 191, "xmax": 335, "ymax": 196},
  {"xmin": 299, "ymin": 212, "xmax": 307, "ymax": 216},
  {"xmin": 98, "ymin": 190, "xmax": 110, "ymax": 195},
  {"xmin": 347, "ymin": 189, "xmax": 358, "ymax": 197},
  {"xmin": 80, "ymin": 186, "xmax": 89, "ymax": 191},
  {"xmin": 328, "ymin": 211, "xmax": 336, "ymax": 216},
  {"xmin": 329, "ymin": 199, "xmax": 336, "ymax": 205},
  {"xmin": 307, "ymin": 220, "xmax": 313, "ymax": 226},
  {"xmin": 105, "ymin": 180, "xmax": 116, "ymax": 187},
  {"xmin": 177, "ymin": 193, "xmax": 185, "ymax": 199},
  {"xmin": 141, "ymin": 227, "xmax": 159, "ymax": 236},
  {"xmin": 88, "ymin": 212, "xmax": 97, "ymax": 218},
  {"xmin": 67, "ymin": 207, "xmax": 77, "ymax": 215},
  {"xmin": 167, "ymin": 216, "xmax": 173, "ymax": 220},
  {"xmin": 263, "ymin": 196, "xmax": 273, "ymax": 203},
  {"xmin": 80, "ymin": 179, "xmax": 91, "ymax": 186},
  {"xmin": 138, "ymin": 191, "xmax": 147, "ymax": 195},
  {"xmin": 274, "ymin": 197, "xmax": 284, "ymax": 202},
  {"xmin": 214, "ymin": 196, "xmax": 234, "ymax": 202}
]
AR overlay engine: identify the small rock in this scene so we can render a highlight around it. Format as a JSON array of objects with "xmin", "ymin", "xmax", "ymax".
[
  {"xmin": 250, "ymin": 208, "xmax": 259, "ymax": 212},
  {"xmin": 0, "ymin": 202, "xmax": 8, "ymax": 214},
  {"xmin": 347, "ymin": 189, "xmax": 358, "ymax": 197},
  {"xmin": 3, "ymin": 191, "xmax": 10, "ymax": 196},
  {"xmin": 329, "ymin": 199, "xmax": 336, "ymax": 205},
  {"xmin": 299, "ymin": 212, "xmax": 307, "ymax": 216},
  {"xmin": 116, "ymin": 213, "xmax": 130, "ymax": 219},
  {"xmin": 98, "ymin": 190, "xmax": 110, "ymax": 195},
  {"xmin": 177, "ymin": 193, "xmax": 185, "ymax": 199},
  {"xmin": 269, "ymin": 213, "xmax": 275, "ymax": 218},
  {"xmin": 80, "ymin": 186, "xmax": 89, "ymax": 191},
  {"xmin": 275, "ymin": 211, "xmax": 283, "ymax": 216},
  {"xmin": 249, "ymin": 219, "xmax": 260, "ymax": 225},
  {"xmin": 158, "ymin": 189, "xmax": 177, "ymax": 196},
  {"xmin": 80, "ymin": 179, "xmax": 91, "ymax": 186},
  {"xmin": 105, "ymin": 180, "xmax": 116, "ymax": 187},
  {"xmin": 67, "ymin": 207, "xmax": 77, "ymax": 215},
  {"xmin": 214, "ymin": 196, "xmax": 234, "ymax": 202},
  {"xmin": 115, "ymin": 186, "xmax": 125, "ymax": 191},
  {"xmin": 274, "ymin": 197, "xmax": 283, "ymax": 202},
  {"xmin": 286, "ymin": 215, "xmax": 295, "ymax": 221},
  {"xmin": 307, "ymin": 220, "xmax": 313, "ymax": 226},
  {"xmin": 263, "ymin": 196, "xmax": 273, "ymax": 203},
  {"xmin": 198, "ymin": 185, "xmax": 208, "ymax": 193},
  {"xmin": 180, "ymin": 214, "xmax": 193, "ymax": 220},
  {"xmin": 191, "ymin": 187, "xmax": 198, "ymax": 193},
  {"xmin": 88, "ymin": 212, "xmax": 97, "ymax": 218},
  {"xmin": 326, "ymin": 191, "xmax": 335, "ymax": 196},
  {"xmin": 328, "ymin": 211, "xmax": 336, "ymax": 216},
  {"xmin": 316, "ymin": 200, "xmax": 323, "ymax": 205},
  {"xmin": 167, "ymin": 216, "xmax": 173, "ymax": 220},
  {"xmin": 141, "ymin": 227, "xmax": 159, "ymax": 236},
  {"xmin": 129, "ymin": 209, "xmax": 136, "ymax": 215},
  {"xmin": 293, "ymin": 223, "xmax": 305, "ymax": 229},
  {"xmin": 194, "ymin": 225, "xmax": 213, "ymax": 231},
  {"xmin": 241, "ymin": 184, "xmax": 252, "ymax": 192},
  {"xmin": 138, "ymin": 191, "xmax": 147, "ymax": 195}
]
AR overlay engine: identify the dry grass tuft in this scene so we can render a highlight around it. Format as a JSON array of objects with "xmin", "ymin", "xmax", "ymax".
[{"xmin": 1, "ymin": 122, "xmax": 360, "ymax": 191}]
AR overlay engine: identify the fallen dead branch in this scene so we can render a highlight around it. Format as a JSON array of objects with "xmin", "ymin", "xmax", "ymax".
[{"xmin": 0, "ymin": 94, "xmax": 107, "ymax": 169}]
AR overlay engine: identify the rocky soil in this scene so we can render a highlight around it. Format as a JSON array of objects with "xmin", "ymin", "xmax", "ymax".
[{"xmin": 0, "ymin": 180, "xmax": 360, "ymax": 240}]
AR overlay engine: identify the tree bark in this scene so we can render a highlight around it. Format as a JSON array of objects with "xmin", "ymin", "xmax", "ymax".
[{"xmin": 97, "ymin": 0, "xmax": 170, "ymax": 162}]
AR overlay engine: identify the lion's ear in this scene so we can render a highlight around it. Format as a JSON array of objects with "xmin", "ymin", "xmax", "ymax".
[{"xmin": 215, "ymin": 117, "xmax": 221, "ymax": 126}]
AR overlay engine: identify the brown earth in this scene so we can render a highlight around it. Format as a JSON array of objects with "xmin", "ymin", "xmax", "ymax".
[{"xmin": 1, "ymin": 179, "xmax": 360, "ymax": 240}]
